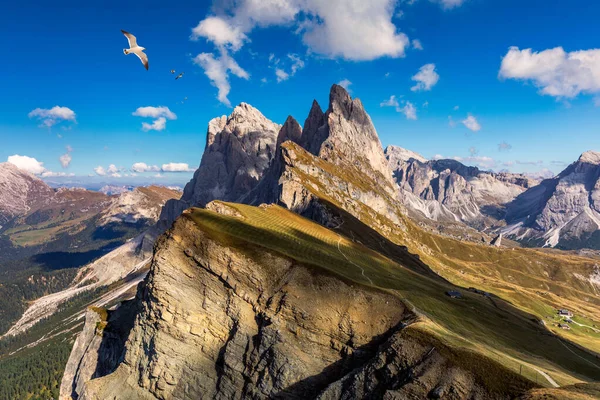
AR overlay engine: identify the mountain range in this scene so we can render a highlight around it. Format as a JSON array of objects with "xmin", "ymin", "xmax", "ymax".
[{"xmin": 44, "ymin": 85, "xmax": 600, "ymax": 400}]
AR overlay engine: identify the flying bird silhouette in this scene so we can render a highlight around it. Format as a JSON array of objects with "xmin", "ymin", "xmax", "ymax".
[
  {"xmin": 175, "ymin": 72, "xmax": 184, "ymax": 80},
  {"xmin": 121, "ymin": 30, "xmax": 148, "ymax": 70},
  {"xmin": 170, "ymin": 69, "xmax": 175, "ymax": 74}
]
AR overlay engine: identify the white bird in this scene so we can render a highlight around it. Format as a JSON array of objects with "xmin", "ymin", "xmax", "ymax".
[
  {"xmin": 170, "ymin": 69, "xmax": 175, "ymax": 74},
  {"xmin": 121, "ymin": 30, "xmax": 148, "ymax": 70}
]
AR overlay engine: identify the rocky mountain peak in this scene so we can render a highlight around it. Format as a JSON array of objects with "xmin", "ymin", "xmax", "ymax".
[
  {"xmin": 277, "ymin": 115, "xmax": 302, "ymax": 148},
  {"xmin": 385, "ymin": 145, "xmax": 428, "ymax": 165},
  {"xmin": 578, "ymin": 150, "xmax": 600, "ymax": 165}
]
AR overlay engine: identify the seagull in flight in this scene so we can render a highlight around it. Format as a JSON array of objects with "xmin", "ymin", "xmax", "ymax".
[
  {"xmin": 170, "ymin": 69, "xmax": 175, "ymax": 74},
  {"xmin": 121, "ymin": 30, "xmax": 148, "ymax": 70},
  {"xmin": 175, "ymin": 72, "xmax": 184, "ymax": 80}
]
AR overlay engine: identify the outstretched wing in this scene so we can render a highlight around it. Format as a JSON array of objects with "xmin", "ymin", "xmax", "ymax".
[
  {"xmin": 175, "ymin": 73, "xmax": 184, "ymax": 80},
  {"xmin": 131, "ymin": 48, "xmax": 149, "ymax": 70},
  {"xmin": 121, "ymin": 29, "xmax": 138, "ymax": 48}
]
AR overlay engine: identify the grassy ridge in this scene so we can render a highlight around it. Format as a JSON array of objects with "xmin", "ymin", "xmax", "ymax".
[{"xmin": 188, "ymin": 203, "xmax": 600, "ymax": 388}]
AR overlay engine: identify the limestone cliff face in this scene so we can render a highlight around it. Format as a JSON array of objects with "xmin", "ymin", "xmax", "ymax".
[
  {"xmin": 72, "ymin": 211, "xmax": 412, "ymax": 399},
  {"xmin": 159, "ymin": 103, "xmax": 280, "ymax": 229},
  {"xmin": 64, "ymin": 207, "xmax": 530, "ymax": 400}
]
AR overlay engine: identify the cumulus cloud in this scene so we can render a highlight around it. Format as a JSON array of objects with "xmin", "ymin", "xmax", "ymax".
[
  {"xmin": 412, "ymin": 39, "xmax": 423, "ymax": 50},
  {"xmin": 28, "ymin": 106, "xmax": 76, "ymax": 128},
  {"xmin": 59, "ymin": 153, "xmax": 72, "ymax": 169},
  {"xmin": 462, "ymin": 114, "xmax": 481, "ymax": 132},
  {"xmin": 59, "ymin": 145, "xmax": 73, "ymax": 168},
  {"xmin": 499, "ymin": 46, "xmax": 600, "ymax": 99},
  {"xmin": 190, "ymin": 15, "xmax": 248, "ymax": 50},
  {"xmin": 498, "ymin": 142, "xmax": 512, "ymax": 151},
  {"xmin": 435, "ymin": 0, "xmax": 467, "ymax": 9},
  {"xmin": 161, "ymin": 163, "xmax": 195, "ymax": 172},
  {"xmin": 380, "ymin": 95, "xmax": 416, "ymax": 120},
  {"xmin": 411, "ymin": 64, "xmax": 439, "ymax": 92},
  {"xmin": 7, "ymin": 155, "xmax": 46, "ymax": 175},
  {"xmin": 131, "ymin": 162, "xmax": 160, "ymax": 173},
  {"xmin": 132, "ymin": 106, "xmax": 177, "ymax": 131},
  {"xmin": 192, "ymin": 0, "xmax": 410, "ymax": 103},
  {"xmin": 193, "ymin": 50, "xmax": 249, "ymax": 106},
  {"xmin": 400, "ymin": 101, "xmax": 417, "ymax": 120}
]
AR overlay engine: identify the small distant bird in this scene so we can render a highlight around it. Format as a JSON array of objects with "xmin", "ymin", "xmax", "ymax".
[
  {"xmin": 121, "ymin": 30, "xmax": 148, "ymax": 70},
  {"xmin": 175, "ymin": 72, "xmax": 184, "ymax": 80},
  {"xmin": 170, "ymin": 69, "xmax": 175, "ymax": 74}
]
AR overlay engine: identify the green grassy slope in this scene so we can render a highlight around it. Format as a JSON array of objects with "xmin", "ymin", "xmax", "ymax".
[{"xmin": 188, "ymin": 203, "xmax": 600, "ymax": 388}]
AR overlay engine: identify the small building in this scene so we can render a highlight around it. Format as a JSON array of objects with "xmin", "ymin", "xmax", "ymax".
[
  {"xmin": 558, "ymin": 323, "xmax": 571, "ymax": 330},
  {"xmin": 558, "ymin": 309, "xmax": 573, "ymax": 317},
  {"xmin": 446, "ymin": 290, "xmax": 462, "ymax": 299}
]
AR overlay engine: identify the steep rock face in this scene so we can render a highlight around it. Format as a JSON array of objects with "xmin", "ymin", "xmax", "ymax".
[
  {"xmin": 304, "ymin": 85, "xmax": 397, "ymax": 196},
  {"xmin": 504, "ymin": 151, "xmax": 600, "ymax": 248},
  {"xmin": 67, "ymin": 208, "xmax": 533, "ymax": 400},
  {"xmin": 0, "ymin": 162, "xmax": 54, "ymax": 226},
  {"xmin": 159, "ymin": 103, "xmax": 280, "ymax": 228},
  {"xmin": 73, "ymin": 213, "xmax": 411, "ymax": 399},
  {"xmin": 388, "ymin": 156, "xmax": 535, "ymax": 223},
  {"xmin": 385, "ymin": 145, "xmax": 427, "ymax": 166}
]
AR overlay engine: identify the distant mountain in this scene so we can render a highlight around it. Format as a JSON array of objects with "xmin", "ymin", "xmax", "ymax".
[
  {"xmin": 0, "ymin": 162, "xmax": 54, "ymax": 226},
  {"xmin": 503, "ymin": 151, "xmax": 600, "ymax": 249},
  {"xmin": 385, "ymin": 151, "xmax": 537, "ymax": 224},
  {"xmin": 99, "ymin": 185, "xmax": 134, "ymax": 196}
]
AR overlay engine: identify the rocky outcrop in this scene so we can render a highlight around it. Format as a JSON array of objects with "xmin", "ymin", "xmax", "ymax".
[
  {"xmin": 159, "ymin": 103, "xmax": 281, "ymax": 229},
  {"xmin": 71, "ymin": 212, "xmax": 412, "ymax": 399},
  {"xmin": 503, "ymin": 151, "xmax": 600, "ymax": 248},
  {"xmin": 100, "ymin": 186, "xmax": 180, "ymax": 225}
]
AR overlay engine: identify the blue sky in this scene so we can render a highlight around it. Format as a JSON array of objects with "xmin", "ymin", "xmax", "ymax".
[{"xmin": 1, "ymin": 0, "xmax": 599, "ymax": 185}]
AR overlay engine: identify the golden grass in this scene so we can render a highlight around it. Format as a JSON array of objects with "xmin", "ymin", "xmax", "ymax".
[{"xmin": 188, "ymin": 203, "xmax": 600, "ymax": 388}]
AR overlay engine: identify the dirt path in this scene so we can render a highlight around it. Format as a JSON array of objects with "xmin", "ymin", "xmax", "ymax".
[
  {"xmin": 533, "ymin": 367, "xmax": 559, "ymax": 388},
  {"xmin": 336, "ymin": 237, "xmax": 374, "ymax": 285}
]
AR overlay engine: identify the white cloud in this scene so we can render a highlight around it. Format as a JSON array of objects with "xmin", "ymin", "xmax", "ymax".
[
  {"xmin": 338, "ymin": 79, "xmax": 352, "ymax": 91},
  {"xmin": 132, "ymin": 106, "xmax": 177, "ymax": 120},
  {"xmin": 190, "ymin": 16, "xmax": 248, "ymax": 50},
  {"xmin": 66, "ymin": 145, "xmax": 73, "ymax": 153},
  {"xmin": 380, "ymin": 95, "xmax": 416, "ymax": 120},
  {"xmin": 594, "ymin": 97, "xmax": 600, "ymax": 107},
  {"xmin": 412, "ymin": 39, "xmax": 423, "ymax": 50},
  {"xmin": 94, "ymin": 166, "xmax": 106, "ymax": 176},
  {"xmin": 133, "ymin": 106, "xmax": 177, "ymax": 131},
  {"xmin": 107, "ymin": 164, "xmax": 119, "ymax": 174},
  {"xmin": 448, "ymin": 116, "xmax": 456, "ymax": 127},
  {"xmin": 468, "ymin": 146, "xmax": 478, "ymax": 156},
  {"xmin": 59, "ymin": 153, "xmax": 72, "ymax": 168},
  {"xmin": 161, "ymin": 163, "xmax": 194, "ymax": 172},
  {"xmin": 41, "ymin": 171, "xmax": 74, "ymax": 177},
  {"xmin": 142, "ymin": 117, "xmax": 167, "ymax": 132},
  {"xmin": 499, "ymin": 46, "xmax": 600, "ymax": 99},
  {"xmin": 288, "ymin": 54, "xmax": 304, "ymax": 74},
  {"xmin": 28, "ymin": 106, "xmax": 76, "ymax": 128},
  {"xmin": 380, "ymin": 95, "xmax": 400, "ymax": 108},
  {"xmin": 193, "ymin": 49, "xmax": 250, "ymax": 106},
  {"xmin": 453, "ymin": 105, "xmax": 459, "ymax": 111},
  {"xmin": 192, "ymin": 0, "xmax": 411, "ymax": 103},
  {"xmin": 275, "ymin": 68, "xmax": 289, "ymax": 82},
  {"xmin": 400, "ymin": 101, "xmax": 417, "ymax": 120},
  {"xmin": 432, "ymin": 154, "xmax": 444, "ymax": 160},
  {"xmin": 411, "ymin": 63, "xmax": 439, "ymax": 92},
  {"xmin": 131, "ymin": 162, "xmax": 160, "ymax": 173},
  {"xmin": 7, "ymin": 155, "xmax": 46, "ymax": 175},
  {"xmin": 462, "ymin": 114, "xmax": 481, "ymax": 132}
]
